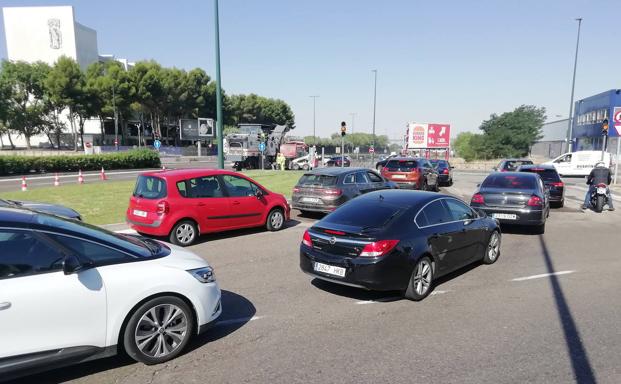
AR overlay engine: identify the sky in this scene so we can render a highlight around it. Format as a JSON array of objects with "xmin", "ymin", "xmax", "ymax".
[{"xmin": 1, "ymin": 0, "xmax": 620, "ymax": 141}]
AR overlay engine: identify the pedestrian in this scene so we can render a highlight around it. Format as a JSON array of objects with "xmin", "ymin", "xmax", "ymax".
[{"xmin": 277, "ymin": 152, "xmax": 286, "ymax": 171}]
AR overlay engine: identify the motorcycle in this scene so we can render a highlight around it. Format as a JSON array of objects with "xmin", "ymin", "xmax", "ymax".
[{"xmin": 590, "ymin": 183, "xmax": 609, "ymax": 213}]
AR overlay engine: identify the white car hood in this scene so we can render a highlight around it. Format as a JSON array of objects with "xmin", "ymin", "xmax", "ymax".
[{"xmin": 153, "ymin": 242, "xmax": 210, "ymax": 270}]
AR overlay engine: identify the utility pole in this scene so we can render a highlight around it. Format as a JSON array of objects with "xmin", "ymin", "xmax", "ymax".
[
  {"xmin": 310, "ymin": 96, "xmax": 319, "ymax": 146},
  {"xmin": 371, "ymin": 69, "xmax": 378, "ymax": 164},
  {"xmin": 112, "ymin": 85, "xmax": 118, "ymax": 150},
  {"xmin": 349, "ymin": 112, "xmax": 356, "ymax": 135},
  {"xmin": 566, "ymin": 18, "xmax": 582, "ymax": 153},
  {"xmin": 214, "ymin": 0, "xmax": 224, "ymax": 169}
]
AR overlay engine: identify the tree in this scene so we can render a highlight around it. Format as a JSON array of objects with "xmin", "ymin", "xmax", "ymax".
[
  {"xmin": 227, "ymin": 94, "xmax": 295, "ymax": 129},
  {"xmin": 130, "ymin": 61, "xmax": 167, "ymax": 140},
  {"xmin": 0, "ymin": 60, "xmax": 51, "ymax": 149},
  {"xmin": 479, "ymin": 105, "xmax": 545, "ymax": 158}
]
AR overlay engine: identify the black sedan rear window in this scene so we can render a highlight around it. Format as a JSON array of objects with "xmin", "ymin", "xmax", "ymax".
[
  {"xmin": 481, "ymin": 174, "xmax": 536, "ymax": 190},
  {"xmin": 323, "ymin": 202, "xmax": 403, "ymax": 228},
  {"xmin": 298, "ymin": 174, "xmax": 337, "ymax": 187},
  {"xmin": 386, "ymin": 160, "xmax": 417, "ymax": 171},
  {"xmin": 520, "ymin": 168, "xmax": 561, "ymax": 182},
  {"xmin": 133, "ymin": 176, "xmax": 167, "ymax": 199},
  {"xmin": 502, "ymin": 160, "xmax": 533, "ymax": 171}
]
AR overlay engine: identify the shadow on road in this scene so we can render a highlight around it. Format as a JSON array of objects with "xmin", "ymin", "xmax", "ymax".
[
  {"xmin": 538, "ymin": 235, "xmax": 596, "ymax": 384},
  {"xmin": 180, "ymin": 219, "xmax": 304, "ymax": 246},
  {"xmin": 12, "ymin": 290, "xmax": 255, "ymax": 384},
  {"xmin": 499, "ymin": 224, "xmax": 541, "ymax": 235}
]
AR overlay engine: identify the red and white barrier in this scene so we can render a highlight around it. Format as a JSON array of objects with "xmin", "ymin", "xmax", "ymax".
[
  {"xmin": 54, "ymin": 173, "xmax": 60, "ymax": 187},
  {"xmin": 21, "ymin": 177, "xmax": 27, "ymax": 192},
  {"xmin": 78, "ymin": 170, "xmax": 84, "ymax": 184}
]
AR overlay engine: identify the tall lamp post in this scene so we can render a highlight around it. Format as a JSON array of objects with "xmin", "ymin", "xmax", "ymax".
[
  {"xmin": 214, "ymin": 0, "xmax": 224, "ymax": 169},
  {"xmin": 349, "ymin": 112, "xmax": 356, "ymax": 135},
  {"xmin": 566, "ymin": 18, "xmax": 582, "ymax": 153},
  {"xmin": 310, "ymin": 96, "xmax": 319, "ymax": 146},
  {"xmin": 371, "ymin": 69, "xmax": 378, "ymax": 163}
]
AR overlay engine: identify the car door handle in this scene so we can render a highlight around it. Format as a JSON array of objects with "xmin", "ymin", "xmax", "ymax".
[
  {"xmin": 232, "ymin": 201, "xmax": 241, "ymax": 205},
  {"xmin": 0, "ymin": 302, "xmax": 11, "ymax": 311},
  {"xmin": 197, "ymin": 202, "xmax": 206, "ymax": 207}
]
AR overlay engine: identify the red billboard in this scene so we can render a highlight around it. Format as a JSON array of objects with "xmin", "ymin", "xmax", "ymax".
[{"xmin": 427, "ymin": 124, "xmax": 451, "ymax": 148}]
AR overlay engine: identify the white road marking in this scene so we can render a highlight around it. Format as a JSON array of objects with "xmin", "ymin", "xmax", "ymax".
[
  {"xmin": 217, "ymin": 315, "xmax": 264, "ymax": 326},
  {"xmin": 511, "ymin": 270, "xmax": 575, "ymax": 282},
  {"xmin": 430, "ymin": 290, "xmax": 450, "ymax": 295}
]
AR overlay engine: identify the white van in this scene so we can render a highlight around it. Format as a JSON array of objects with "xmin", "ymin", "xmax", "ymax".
[{"xmin": 545, "ymin": 150, "xmax": 611, "ymax": 177}]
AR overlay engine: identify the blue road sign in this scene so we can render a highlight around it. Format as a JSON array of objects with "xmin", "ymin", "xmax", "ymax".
[
  {"xmin": 154, "ymin": 140, "xmax": 161, "ymax": 150},
  {"xmin": 258, "ymin": 142, "xmax": 266, "ymax": 152}
]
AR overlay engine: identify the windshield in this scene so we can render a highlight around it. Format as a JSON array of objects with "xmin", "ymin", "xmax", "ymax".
[
  {"xmin": 502, "ymin": 160, "xmax": 533, "ymax": 171},
  {"xmin": 133, "ymin": 175, "xmax": 167, "ymax": 199},
  {"xmin": 34, "ymin": 213, "xmax": 170, "ymax": 258},
  {"xmin": 481, "ymin": 174, "xmax": 537, "ymax": 190},
  {"xmin": 430, "ymin": 160, "xmax": 448, "ymax": 168},
  {"xmin": 386, "ymin": 160, "xmax": 418, "ymax": 171},
  {"xmin": 520, "ymin": 168, "xmax": 561, "ymax": 182},
  {"xmin": 298, "ymin": 174, "xmax": 337, "ymax": 187}
]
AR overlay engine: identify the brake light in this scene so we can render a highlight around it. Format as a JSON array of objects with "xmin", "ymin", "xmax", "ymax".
[
  {"xmin": 156, "ymin": 201, "xmax": 169, "ymax": 214},
  {"xmin": 442, "ymin": 168, "xmax": 449, "ymax": 175},
  {"xmin": 360, "ymin": 240, "xmax": 399, "ymax": 257},
  {"xmin": 293, "ymin": 187, "xmax": 301, "ymax": 193},
  {"xmin": 549, "ymin": 182, "xmax": 564, "ymax": 188},
  {"xmin": 323, "ymin": 188, "xmax": 342, "ymax": 196},
  {"xmin": 325, "ymin": 229, "xmax": 346, "ymax": 235},
  {"xmin": 302, "ymin": 230, "xmax": 313, "ymax": 247},
  {"xmin": 595, "ymin": 183, "xmax": 607, "ymax": 188},
  {"xmin": 471, "ymin": 193, "xmax": 484, "ymax": 204},
  {"xmin": 527, "ymin": 195, "xmax": 543, "ymax": 207}
]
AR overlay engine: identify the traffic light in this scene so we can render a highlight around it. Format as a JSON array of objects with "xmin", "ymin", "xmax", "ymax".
[
  {"xmin": 260, "ymin": 131, "xmax": 267, "ymax": 142},
  {"xmin": 602, "ymin": 119, "xmax": 609, "ymax": 136},
  {"xmin": 340, "ymin": 121, "xmax": 347, "ymax": 137}
]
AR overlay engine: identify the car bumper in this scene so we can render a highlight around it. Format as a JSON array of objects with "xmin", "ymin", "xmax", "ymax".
[
  {"xmin": 194, "ymin": 283, "xmax": 222, "ymax": 333},
  {"xmin": 437, "ymin": 174, "xmax": 450, "ymax": 183},
  {"xmin": 476, "ymin": 206, "xmax": 545, "ymax": 226},
  {"xmin": 127, "ymin": 218, "xmax": 170, "ymax": 236},
  {"xmin": 299, "ymin": 247, "xmax": 411, "ymax": 291},
  {"xmin": 391, "ymin": 181, "xmax": 420, "ymax": 189},
  {"xmin": 291, "ymin": 196, "xmax": 346, "ymax": 213}
]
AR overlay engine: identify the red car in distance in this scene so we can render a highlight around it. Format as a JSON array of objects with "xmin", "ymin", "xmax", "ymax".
[{"xmin": 126, "ymin": 169, "xmax": 290, "ymax": 246}]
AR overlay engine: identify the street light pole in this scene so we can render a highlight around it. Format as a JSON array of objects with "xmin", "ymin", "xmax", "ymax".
[
  {"xmin": 214, "ymin": 0, "xmax": 224, "ymax": 169},
  {"xmin": 349, "ymin": 112, "xmax": 356, "ymax": 135},
  {"xmin": 371, "ymin": 69, "xmax": 378, "ymax": 164},
  {"xmin": 310, "ymin": 96, "xmax": 319, "ymax": 146},
  {"xmin": 112, "ymin": 85, "xmax": 118, "ymax": 150},
  {"xmin": 566, "ymin": 18, "xmax": 582, "ymax": 153}
]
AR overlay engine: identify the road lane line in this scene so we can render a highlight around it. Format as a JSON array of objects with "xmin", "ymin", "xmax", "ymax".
[
  {"xmin": 511, "ymin": 270, "xmax": 575, "ymax": 282},
  {"xmin": 217, "ymin": 315, "xmax": 264, "ymax": 326}
]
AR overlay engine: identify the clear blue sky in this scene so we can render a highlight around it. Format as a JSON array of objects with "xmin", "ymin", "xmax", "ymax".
[{"xmin": 1, "ymin": 0, "xmax": 619, "ymax": 141}]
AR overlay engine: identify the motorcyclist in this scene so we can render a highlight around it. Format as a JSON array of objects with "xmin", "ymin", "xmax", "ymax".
[{"xmin": 582, "ymin": 161, "xmax": 615, "ymax": 211}]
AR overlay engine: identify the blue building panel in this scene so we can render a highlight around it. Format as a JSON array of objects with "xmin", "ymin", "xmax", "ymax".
[{"xmin": 571, "ymin": 89, "xmax": 621, "ymax": 151}]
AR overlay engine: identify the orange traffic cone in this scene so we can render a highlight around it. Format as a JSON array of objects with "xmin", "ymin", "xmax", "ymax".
[
  {"xmin": 78, "ymin": 170, "xmax": 84, "ymax": 184},
  {"xmin": 21, "ymin": 177, "xmax": 28, "ymax": 191},
  {"xmin": 54, "ymin": 173, "xmax": 60, "ymax": 187},
  {"xmin": 100, "ymin": 167, "xmax": 107, "ymax": 181}
]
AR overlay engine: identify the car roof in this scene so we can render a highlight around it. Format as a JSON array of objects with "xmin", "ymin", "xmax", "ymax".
[
  {"xmin": 351, "ymin": 189, "xmax": 458, "ymax": 210},
  {"xmin": 140, "ymin": 168, "xmax": 248, "ymax": 180},
  {"xmin": 501, "ymin": 159, "xmax": 532, "ymax": 162},
  {"xmin": 303, "ymin": 167, "xmax": 371, "ymax": 176},
  {"xmin": 386, "ymin": 157, "xmax": 423, "ymax": 162},
  {"xmin": 488, "ymin": 171, "xmax": 539, "ymax": 179},
  {"xmin": 518, "ymin": 164, "xmax": 556, "ymax": 171},
  {"xmin": 0, "ymin": 206, "xmax": 36, "ymax": 227}
]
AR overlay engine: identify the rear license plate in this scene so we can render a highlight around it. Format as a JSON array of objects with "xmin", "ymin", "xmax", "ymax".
[
  {"xmin": 493, "ymin": 213, "xmax": 517, "ymax": 220},
  {"xmin": 301, "ymin": 197, "xmax": 321, "ymax": 204},
  {"xmin": 313, "ymin": 262, "xmax": 346, "ymax": 277},
  {"xmin": 391, "ymin": 175, "xmax": 406, "ymax": 179},
  {"xmin": 597, "ymin": 187, "xmax": 607, "ymax": 194},
  {"xmin": 133, "ymin": 209, "xmax": 147, "ymax": 218}
]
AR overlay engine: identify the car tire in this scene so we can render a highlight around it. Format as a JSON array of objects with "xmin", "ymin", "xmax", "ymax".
[
  {"xmin": 292, "ymin": 163, "xmax": 300, "ymax": 170},
  {"xmin": 482, "ymin": 231, "xmax": 501, "ymax": 264},
  {"xmin": 420, "ymin": 179, "xmax": 428, "ymax": 191},
  {"xmin": 266, "ymin": 208, "xmax": 285, "ymax": 231},
  {"xmin": 558, "ymin": 200, "xmax": 564, "ymax": 208},
  {"xmin": 302, "ymin": 163, "xmax": 310, "ymax": 171},
  {"xmin": 123, "ymin": 296, "xmax": 195, "ymax": 365},
  {"xmin": 448, "ymin": 178, "xmax": 453, "ymax": 187},
  {"xmin": 404, "ymin": 256, "xmax": 433, "ymax": 301},
  {"xmin": 535, "ymin": 222, "xmax": 546, "ymax": 234},
  {"xmin": 169, "ymin": 220, "xmax": 198, "ymax": 247}
]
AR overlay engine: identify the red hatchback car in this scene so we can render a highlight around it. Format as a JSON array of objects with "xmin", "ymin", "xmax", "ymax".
[{"xmin": 126, "ymin": 169, "xmax": 290, "ymax": 246}]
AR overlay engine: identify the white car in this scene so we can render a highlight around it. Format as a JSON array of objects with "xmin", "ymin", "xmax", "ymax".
[
  {"xmin": 0, "ymin": 206, "xmax": 222, "ymax": 381},
  {"xmin": 545, "ymin": 150, "xmax": 612, "ymax": 176}
]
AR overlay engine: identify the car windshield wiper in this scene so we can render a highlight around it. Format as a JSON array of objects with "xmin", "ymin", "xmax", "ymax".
[{"xmin": 138, "ymin": 238, "xmax": 160, "ymax": 255}]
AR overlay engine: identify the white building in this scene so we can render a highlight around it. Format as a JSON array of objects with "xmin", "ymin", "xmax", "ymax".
[{"xmin": 1, "ymin": 6, "xmax": 134, "ymax": 148}]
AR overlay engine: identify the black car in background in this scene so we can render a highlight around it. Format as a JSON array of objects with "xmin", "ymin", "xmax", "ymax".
[
  {"xmin": 375, "ymin": 154, "xmax": 398, "ymax": 171},
  {"xmin": 493, "ymin": 159, "xmax": 534, "ymax": 172},
  {"xmin": 325, "ymin": 156, "xmax": 351, "ymax": 167},
  {"xmin": 517, "ymin": 164, "xmax": 565, "ymax": 207},
  {"xmin": 300, "ymin": 191, "xmax": 501, "ymax": 301},
  {"xmin": 470, "ymin": 172, "xmax": 549, "ymax": 233},
  {"xmin": 291, "ymin": 168, "xmax": 395, "ymax": 214},
  {"xmin": 429, "ymin": 159, "xmax": 453, "ymax": 186},
  {"xmin": 0, "ymin": 199, "xmax": 81, "ymax": 220}
]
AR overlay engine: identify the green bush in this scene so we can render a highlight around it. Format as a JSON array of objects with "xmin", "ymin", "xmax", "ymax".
[{"xmin": 0, "ymin": 149, "xmax": 161, "ymax": 176}]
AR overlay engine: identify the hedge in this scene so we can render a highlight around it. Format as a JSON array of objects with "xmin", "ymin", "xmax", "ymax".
[{"xmin": 0, "ymin": 149, "xmax": 161, "ymax": 176}]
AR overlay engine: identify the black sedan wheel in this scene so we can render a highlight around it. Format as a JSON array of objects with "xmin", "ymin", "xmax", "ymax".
[
  {"xmin": 404, "ymin": 256, "xmax": 433, "ymax": 301},
  {"xmin": 482, "ymin": 231, "xmax": 500, "ymax": 264}
]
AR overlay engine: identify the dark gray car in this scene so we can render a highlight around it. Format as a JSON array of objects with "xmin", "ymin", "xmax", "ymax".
[
  {"xmin": 0, "ymin": 199, "xmax": 81, "ymax": 220},
  {"xmin": 291, "ymin": 168, "xmax": 396, "ymax": 214}
]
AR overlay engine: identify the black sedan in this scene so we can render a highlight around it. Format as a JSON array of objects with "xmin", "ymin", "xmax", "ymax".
[
  {"xmin": 429, "ymin": 159, "xmax": 454, "ymax": 186},
  {"xmin": 517, "ymin": 164, "xmax": 565, "ymax": 207},
  {"xmin": 470, "ymin": 172, "xmax": 550, "ymax": 233},
  {"xmin": 292, "ymin": 168, "xmax": 396, "ymax": 214},
  {"xmin": 300, "ymin": 190, "xmax": 501, "ymax": 301},
  {"xmin": 325, "ymin": 156, "xmax": 351, "ymax": 167},
  {"xmin": 0, "ymin": 199, "xmax": 81, "ymax": 220},
  {"xmin": 492, "ymin": 159, "xmax": 533, "ymax": 172}
]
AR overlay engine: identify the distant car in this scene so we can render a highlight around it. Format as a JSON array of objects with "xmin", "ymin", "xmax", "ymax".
[
  {"xmin": 375, "ymin": 154, "xmax": 398, "ymax": 171},
  {"xmin": 0, "ymin": 207, "xmax": 221, "ymax": 381},
  {"xmin": 493, "ymin": 159, "xmax": 534, "ymax": 172},
  {"xmin": 127, "ymin": 169, "xmax": 291, "ymax": 246},
  {"xmin": 0, "ymin": 198, "xmax": 81, "ymax": 220},
  {"xmin": 470, "ymin": 172, "xmax": 550, "ymax": 233},
  {"xmin": 517, "ymin": 164, "xmax": 565, "ymax": 208},
  {"xmin": 429, "ymin": 159, "xmax": 454, "ymax": 186},
  {"xmin": 300, "ymin": 190, "xmax": 501, "ymax": 301},
  {"xmin": 291, "ymin": 168, "xmax": 396, "ymax": 214},
  {"xmin": 325, "ymin": 156, "xmax": 351, "ymax": 167},
  {"xmin": 544, "ymin": 150, "xmax": 612, "ymax": 177},
  {"xmin": 381, "ymin": 157, "xmax": 439, "ymax": 191}
]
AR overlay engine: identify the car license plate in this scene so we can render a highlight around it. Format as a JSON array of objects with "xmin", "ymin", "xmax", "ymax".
[
  {"xmin": 493, "ymin": 213, "xmax": 517, "ymax": 220},
  {"xmin": 313, "ymin": 262, "xmax": 346, "ymax": 277},
  {"xmin": 392, "ymin": 175, "xmax": 406, "ymax": 179},
  {"xmin": 301, "ymin": 197, "xmax": 321, "ymax": 204},
  {"xmin": 133, "ymin": 209, "xmax": 147, "ymax": 218},
  {"xmin": 597, "ymin": 187, "xmax": 607, "ymax": 194}
]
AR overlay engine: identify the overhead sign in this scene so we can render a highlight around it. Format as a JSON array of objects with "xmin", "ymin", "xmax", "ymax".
[
  {"xmin": 427, "ymin": 124, "xmax": 451, "ymax": 148},
  {"xmin": 180, "ymin": 118, "xmax": 215, "ymax": 140},
  {"xmin": 614, "ymin": 107, "xmax": 621, "ymax": 135}
]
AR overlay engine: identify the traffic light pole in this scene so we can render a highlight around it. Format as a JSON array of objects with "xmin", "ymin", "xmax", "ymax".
[{"xmin": 214, "ymin": 0, "xmax": 224, "ymax": 169}]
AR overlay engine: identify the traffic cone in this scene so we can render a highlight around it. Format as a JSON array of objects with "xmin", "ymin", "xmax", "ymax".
[
  {"xmin": 21, "ymin": 177, "xmax": 27, "ymax": 192},
  {"xmin": 78, "ymin": 170, "xmax": 84, "ymax": 184},
  {"xmin": 100, "ymin": 167, "xmax": 107, "ymax": 181},
  {"xmin": 54, "ymin": 173, "xmax": 60, "ymax": 187}
]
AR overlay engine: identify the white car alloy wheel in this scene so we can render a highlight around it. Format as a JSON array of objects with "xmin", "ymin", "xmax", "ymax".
[{"xmin": 135, "ymin": 303, "xmax": 188, "ymax": 358}]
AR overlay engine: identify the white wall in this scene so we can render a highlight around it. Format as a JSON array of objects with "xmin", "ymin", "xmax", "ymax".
[{"xmin": 2, "ymin": 6, "xmax": 79, "ymax": 66}]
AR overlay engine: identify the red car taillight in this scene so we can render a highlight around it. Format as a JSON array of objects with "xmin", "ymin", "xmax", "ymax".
[
  {"xmin": 549, "ymin": 182, "xmax": 564, "ymax": 188},
  {"xmin": 156, "ymin": 201, "xmax": 170, "ymax": 214},
  {"xmin": 442, "ymin": 168, "xmax": 449, "ymax": 175},
  {"xmin": 527, "ymin": 195, "xmax": 543, "ymax": 207},
  {"xmin": 471, "ymin": 193, "xmax": 484, "ymax": 204},
  {"xmin": 293, "ymin": 187, "xmax": 301, "ymax": 193},
  {"xmin": 323, "ymin": 188, "xmax": 342, "ymax": 196},
  {"xmin": 359, "ymin": 240, "xmax": 399, "ymax": 257},
  {"xmin": 302, "ymin": 230, "xmax": 313, "ymax": 247}
]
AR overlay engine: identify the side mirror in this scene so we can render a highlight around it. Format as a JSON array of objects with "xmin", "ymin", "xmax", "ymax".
[
  {"xmin": 450, "ymin": 166, "xmax": 454, "ymax": 169},
  {"xmin": 475, "ymin": 208, "xmax": 487, "ymax": 218},
  {"xmin": 255, "ymin": 189, "xmax": 264, "ymax": 199},
  {"xmin": 63, "ymin": 254, "xmax": 92, "ymax": 275},
  {"xmin": 476, "ymin": 183, "xmax": 481, "ymax": 187}
]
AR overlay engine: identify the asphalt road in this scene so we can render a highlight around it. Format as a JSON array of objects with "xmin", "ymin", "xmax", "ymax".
[{"xmin": 12, "ymin": 172, "xmax": 621, "ymax": 384}]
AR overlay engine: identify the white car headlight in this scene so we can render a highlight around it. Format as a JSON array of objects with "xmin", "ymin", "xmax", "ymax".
[{"xmin": 188, "ymin": 266, "xmax": 216, "ymax": 283}]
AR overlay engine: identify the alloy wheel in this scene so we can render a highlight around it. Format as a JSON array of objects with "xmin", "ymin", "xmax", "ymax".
[
  {"xmin": 134, "ymin": 304, "xmax": 188, "ymax": 358},
  {"xmin": 413, "ymin": 259, "xmax": 432, "ymax": 296},
  {"xmin": 271, "ymin": 210, "xmax": 284, "ymax": 229},
  {"xmin": 487, "ymin": 232, "xmax": 500, "ymax": 261},
  {"xmin": 175, "ymin": 224, "xmax": 195, "ymax": 245}
]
